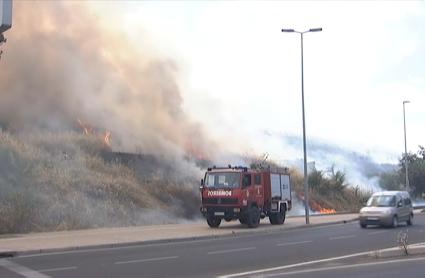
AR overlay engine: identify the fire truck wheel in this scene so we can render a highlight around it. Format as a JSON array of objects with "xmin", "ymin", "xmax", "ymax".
[
  {"xmin": 269, "ymin": 207, "xmax": 286, "ymax": 225},
  {"xmin": 280, "ymin": 206, "xmax": 286, "ymax": 224},
  {"xmin": 269, "ymin": 213, "xmax": 282, "ymax": 225},
  {"xmin": 269, "ymin": 214, "xmax": 277, "ymax": 225},
  {"xmin": 247, "ymin": 207, "xmax": 260, "ymax": 228},
  {"xmin": 207, "ymin": 217, "xmax": 221, "ymax": 228},
  {"xmin": 239, "ymin": 217, "xmax": 247, "ymax": 225}
]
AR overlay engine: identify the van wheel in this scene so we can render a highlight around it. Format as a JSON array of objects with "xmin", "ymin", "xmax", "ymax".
[
  {"xmin": 391, "ymin": 216, "xmax": 398, "ymax": 228},
  {"xmin": 360, "ymin": 222, "xmax": 367, "ymax": 228},
  {"xmin": 407, "ymin": 214, "xmax": 413, "ymax": 226},
  {"xmin": 247, "ymin": 207, "xmax": 260, "ymax": 228},
  {"xmin": 207, "ymin": 217, "xmax": 221, "ymax": 228}
]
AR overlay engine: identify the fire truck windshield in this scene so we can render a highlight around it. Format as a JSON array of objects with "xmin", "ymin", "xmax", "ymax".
[{"xmin": 205, "ymin": 172, "xmax": 240, "ymax": 189}]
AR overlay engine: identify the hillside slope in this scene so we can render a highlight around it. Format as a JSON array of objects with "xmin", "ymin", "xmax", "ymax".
[{"xmin": 0, "ymin": 130, "xmax": 200, "ymax": 234}]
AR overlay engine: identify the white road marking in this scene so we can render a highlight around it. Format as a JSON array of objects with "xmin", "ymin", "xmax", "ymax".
[
  {"xmin": 368, "ymin": 230, "xmax": 388, "ymax": 235},
  {"xmin": 208, "ymin": 247, "xmax": 256, "ymax": 255},
  {"xmin": 410, "ymin": 241, "xmax": 425, "ymax": 247},
  {"xmin": 0, "ymin": 259, "xmax": 50, "ymax": 278},
  {"xmin": 115, "ymin": 255, "xmax": 178, "ymax": 265},
  {"xmin": 217, "ymin": 250, "xmax": 373, "ymax": 278},
  {"xmin": 329, "ymin": 235, "xmax": 356, "ymax": 240},
  {"xmin": 259, "ymin": 256, "xmax": 425, "ymax": 277},
  {"xmin": 276, "ymin": 240, "xmax": 312, "ymax": 247},
  {"xmin": 38, "ymin": 266, "xmax": 77, "ymax": 273}
]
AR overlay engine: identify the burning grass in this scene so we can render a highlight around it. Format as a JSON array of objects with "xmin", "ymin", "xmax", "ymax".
[
  {"xmin": 290, "ymin": 167, "xmax": 371, "ymax": 213},
  {"xmin": 0, "ymin": 130, "xmax": 201, "ymax": 234}
]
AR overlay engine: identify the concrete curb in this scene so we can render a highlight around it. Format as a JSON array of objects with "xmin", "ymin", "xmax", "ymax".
[
  {"xmin": 0, "ymin": 217, "xmax": 358, "ymax": 258},
  {"xmin": 369, "ymin": 243, "xmax": 425, "ymax": 259},
  {"xmin": 287, "ymin": 211, "xmax": 357, "ymax": 218},
  {"xmin": 0, "ymin": 252, "xmax": 16, "ymax": 258}
]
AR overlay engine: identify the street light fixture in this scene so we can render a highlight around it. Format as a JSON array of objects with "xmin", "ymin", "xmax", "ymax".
[
  {"xmin": 403, "ymin": 100, "xmax": 410, "ymax": 191},
  {"xmin": 281, "ymin": 27, "xmax": 322, "ymax": 224}
]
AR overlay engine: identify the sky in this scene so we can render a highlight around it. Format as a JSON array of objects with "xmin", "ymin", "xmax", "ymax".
[{"xmin": 51, "ymin": 1, "xmax": 425, "ymax": 166}]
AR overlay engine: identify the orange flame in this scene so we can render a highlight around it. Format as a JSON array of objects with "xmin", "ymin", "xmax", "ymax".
[
  {"xmin": 185, "ymin": 140, "xmax": 207, "ymax": 161},
  {"xmin": 77, "ymin": 119, "xmax": 111, "ymax": 148},
  {"xmin": 319, "ymin": 208, "xmax": 336, "ymax": 214},
  {"xmin": 297, "ymin": 193, "xmax": 336, "ymax": 214},
  {"xmin": 77, "ymin": 119, "xmax": 92, "ymax": 135},
  {"xmin": 104, "ymin": 131, "xmax": 111, "ymax": 147}
]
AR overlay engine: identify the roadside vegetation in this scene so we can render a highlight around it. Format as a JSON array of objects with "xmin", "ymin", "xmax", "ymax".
[
  {"xmin": 305, "ymin": 167, "xmax": 371, "ymax": 212},
  {"xmin": 250, "ymin": 155, "xmax": 371, "ymax": 213}
]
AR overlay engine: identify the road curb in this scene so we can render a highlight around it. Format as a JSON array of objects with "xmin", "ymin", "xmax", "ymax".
[
  {"xmin": 0, "ymin": 252, "xmax": 16, "ymax": 258},
  {"xmin": 369, "ymin": 243, "xmax": 425, "ymax": 259},
  {"xmin": 0, "ymin": 217, "xmax": 358, "ymax": 257}
]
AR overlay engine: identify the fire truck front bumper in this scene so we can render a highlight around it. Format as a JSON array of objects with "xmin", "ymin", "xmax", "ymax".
[{"xmin": 200, "ymin": 206, "xmax": 243, "ymax": 220}]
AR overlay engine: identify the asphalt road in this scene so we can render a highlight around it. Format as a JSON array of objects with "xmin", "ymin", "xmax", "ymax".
[{"xmin": 1, "ymin": 214, "xmax": 425, "ymax": 278}]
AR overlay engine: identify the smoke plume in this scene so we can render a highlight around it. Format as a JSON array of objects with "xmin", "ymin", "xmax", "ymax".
[
  {"xmin": 0, "ymin": 2, "xmax": 217, "ymax": 233},
  {"xmin": 0, "ymin": 1, "xmax": 213, "ymax": 159}
]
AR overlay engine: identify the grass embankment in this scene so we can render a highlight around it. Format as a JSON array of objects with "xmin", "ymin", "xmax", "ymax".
[{"xmin": 0, "ymin": 130, "xmax": 200, "ymax": 234}]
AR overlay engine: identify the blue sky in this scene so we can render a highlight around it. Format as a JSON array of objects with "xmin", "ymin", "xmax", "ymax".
[{"xmin": 90, "ymin": 1, "xmax": 425, "ymax": 165}]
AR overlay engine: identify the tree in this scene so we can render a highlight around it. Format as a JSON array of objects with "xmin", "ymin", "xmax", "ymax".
[
  {"xmin": 308, "ymin": 165, "xmax": 347, "ymax": 194},
  {"xmin": 331, "ymin": 168, "xmax": 347, "ymax": 192},
  {"xmin": 326, "ymin": 165, "xmax": 347, "ymax": 192},
  {"xmin": 381, "ymin": 146, "xmax": 425, "ymax": 197},
  {"xmin": 379, "ymin": 171, "xmax": 403, "ymax": 191},
  {"xmin": 308, "ymin": 168, "xmax": 324, "ymax": 191},
  {"xmin": 400, "ymin": 146, "xmax": 425, "ymax": 197}
]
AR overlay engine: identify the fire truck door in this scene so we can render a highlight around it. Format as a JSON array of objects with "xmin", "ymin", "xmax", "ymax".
[{"xmin": 254, "ymin": 174, "xmax": 263, "ymax": 199}]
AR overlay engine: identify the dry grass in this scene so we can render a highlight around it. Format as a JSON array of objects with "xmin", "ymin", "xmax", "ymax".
[
  {"xmin": 0, "ymin": 130, "xmax": 201, "ymax": 234},
  {"xmin": 289, "ymin": 167, "xmax": 369, "ymax": 212}
]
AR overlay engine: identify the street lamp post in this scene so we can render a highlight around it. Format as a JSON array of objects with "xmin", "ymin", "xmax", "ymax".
[
  {"xmin": 403, "ymin": 100, "xmax": 410, "ymax": 191},
  {"xmin": 281, "ymin": 27, "xmax": 322, "ymax": 225}
]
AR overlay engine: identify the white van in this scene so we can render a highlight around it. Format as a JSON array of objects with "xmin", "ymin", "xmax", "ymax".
[{"xmin": 359, "ymin": 191, "xmax": 413, "ymax": 228}]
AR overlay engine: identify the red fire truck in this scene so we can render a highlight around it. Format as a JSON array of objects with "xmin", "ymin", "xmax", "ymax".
[{"xmin": 200, "ymin": 166, "xmax": 292, "ymax": 228}]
